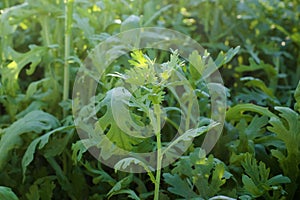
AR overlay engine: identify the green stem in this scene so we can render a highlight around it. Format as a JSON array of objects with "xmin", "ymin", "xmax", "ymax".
[
  {"xmin": 63, "ymin": 0, "xmax": 74, "ymax": 116},
  {"xmin": 41, "ymin": 17, "xmax": 51, "ymax": 46},
  {"xmin": 154, "ymin": 104, "xmax": 162, "ymax": 200},
  {"xmin": 40, "ymin": 16, "xmax": 54, "ymax": 77}
]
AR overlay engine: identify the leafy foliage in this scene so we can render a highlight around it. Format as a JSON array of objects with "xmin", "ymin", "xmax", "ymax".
[
  {"xmin": 0, "ymin": 111, "xmax": 59, "ymax": 170},
  {"xmin": 268, "ymin": 107, "xmax": 300, "ymax": 199},
  {"xmin": 0, "ymin": 0, "xmax": 299, "ymax": 199},
  {"xmin": 241, "ymin": 153, "xmax": 290, "ymax": 199},
  {"xmin": 164, "ymin": 148, "xmax": 233, "ymax": 199}
]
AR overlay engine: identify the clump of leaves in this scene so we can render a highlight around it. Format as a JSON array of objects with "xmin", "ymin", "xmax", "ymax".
[
  {"xmin": 240, "ymin": 153, "xmax": 290, "ymax": 199},
  {"xmin": 0, "ymin": 110, "xmax": 59, "ymax": 171},
  {"xmin": 268, "ymin": 107, "xmax": 300, "ymax": 199},
  {"xmin": 163, "ymin": 148, "xmax": 234, "ymax": 199}
]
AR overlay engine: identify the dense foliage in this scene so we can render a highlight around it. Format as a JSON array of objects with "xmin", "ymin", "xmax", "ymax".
[{"xmin": 0, "ymin": 0, "xmax": 299, "ymax": 199}]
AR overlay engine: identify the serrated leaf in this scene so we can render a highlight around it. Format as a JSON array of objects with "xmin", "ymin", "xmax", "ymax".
[
  {"xmin": 163, "ymin": 173, "xmax": 198, "ymax": 198},
  {"xmin": 226, "ymin": 103, "xmax": 276, "ymax": 121},
  {"xmin": 71, "ymin": 138, "xmax": 99, "ymax": 164},
  {"xmin": 1, "ymin": 45, "xmax": 48, "ymax": 96},
  {"xmin": 235, "ymin": 58, "xmax": 277, "ymax": 79},
  {"xmin": 22, "ymin": 125, "xmax": 74, "ymax": 181},
  {"xmin": 25, "ymin": 78, "xmax": 51, "ymax": 100},
  {"xmin": 241, "ymin": 153, "xmax": 290, "ymax": 198},
  {"xmin": 107, "ymin": 175, "xmax": 133, "ymax": 198},
  {"xmin": 115, "ymin": 157, "xmax": 155, "ymax": 184},
  {"xmin": 188, "ymin": 50, "xmax": 205, "ymax": 77},
  {"xmin": 162, "ymin": 122, "xmax": 218, "ymax": 155},
  {"xmin": 166, "ymin": 148, "xmax": 231, "ymax": 199},
  {"xmin": 241, "ymin": 77, "xmax": 275, "ymax": 97},
  {"xmin": 96, "ymin": 87, "xmax": 145, "ymax": 152},
  {"xmin": 128, "ymin": 50, "xmax": 148, "ymax": 68},
  {"xmin": 83, "ymin": 162, "xmax": 116, "ymax": 186},
  {"xmin": 268, "ymin": 107, "xmax": 300, "ymax": 197},
  {"xmin": 25, "ymin": 176, "xmax": 56, "ymax": 200},
  {"xmin": 242, "ymin": 175, "xmax": 263, "ymax": 197},
  {"xmin": 0, "ymin": 110, "xmax": 59, "ymax": 170}
]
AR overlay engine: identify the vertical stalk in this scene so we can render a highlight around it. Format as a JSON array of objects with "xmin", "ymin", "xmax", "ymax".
[
  {"xmin": 154, "ymin": 104, "xmax": 162, "ymax": 200},
  {"xmin": 40, "ymin": 16, "xmax": 54, "ymax": 76},
  {"xmin": 63, "ymin": 0, "xmax": 74, "ymax": 116}
]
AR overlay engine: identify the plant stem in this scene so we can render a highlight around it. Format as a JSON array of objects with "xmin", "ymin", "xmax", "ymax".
[
  {"xmin": 154, "ymin": 104, "xmax": 162, "ymax": 200},
  {"xmin": 63, "ymin": 0, "xmax": 74, "ymax": 116}
]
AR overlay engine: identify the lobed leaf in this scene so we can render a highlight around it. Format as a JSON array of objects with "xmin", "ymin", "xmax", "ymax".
[
  {"xmin": 22, "ymin": 125, "xmax": 74, "ymax": 181},
  {"xmin": 0, "ymin": 110, "xmax": 59, "ymax": 170}
]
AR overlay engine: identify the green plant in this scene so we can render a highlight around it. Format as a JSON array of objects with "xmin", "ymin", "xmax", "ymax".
[{"xmin": 0, "ymin": 0, "xmax": 299, "ymax": 199}]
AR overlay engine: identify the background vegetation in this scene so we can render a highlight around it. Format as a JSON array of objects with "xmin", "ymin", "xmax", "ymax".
[{"xmin": 0, "ymin": 0, "xmax": 299, "ymax": 199}]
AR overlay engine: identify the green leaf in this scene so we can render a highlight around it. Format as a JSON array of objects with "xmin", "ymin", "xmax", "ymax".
[
  {"xmin": 241, "ymin": 153, "xmax": 290, "ymax": 198},
  {"xmin": 241, "ymin": 77, "xmax": 275, "ymax": 97},
  {"xmin": 83, "ymin": 162, "xmax": 116, "ymax": 186},
  {"xmin": 22, "ymin": 125, "xmax": 74, "ymax": 181},
  {"xmin": 120, "ymin": 15, "xmax": 140, "ymax": 32},
  {"xmin": 165, "ymin": 148, "xmax": 231, "ymax": 199},
  {"xmin": 107, "ymin": 175, "xmax": 134, "ymax": 198},
  {"xmin": 108, "ymin": 189, "xmax": 140, "ymax": 200},
  {"xmin": 0, "ymin": 110, "xmax": 59, "ymax": 170},
  {"xmin": 162, "ymin": 122, "xmax": 218, "ymax": 155},
  {"xmin": 143, "ymin": 4, "xmax": 173, "ymax": 26},
  {"xmin": 25, "ymin": 78, "xmax": 51, "ymax": 100},
  {"xmin": 0, "ymin": 186, "xmax": 18, "ymax": 200},
  {"xmin": 188, "ymin": 50, "xmax": 206, "ymax": 77},
  {"xmin": 268, "ymin": 107, "xmax": 300, "ymax": 197},
  {"xmin": 1, "ymin": 45, "xmax": 48, "ymax": 96},
  {"xmin": 235, "ymin": 58, "xmax": 277, "ymax": 80},
  {"xmin": 45, "ymin": 157, "xmax": 76, "ymax": 199},
  {"xmin": 266, "ymin": 175, "xmax": 291, "ymax": 185},
  {"xmin": 71, "ymin": 139, "xmax": 96, "ymax": 164},
  {"xmin": 128, "ymin": 50, "xmax": 148, "ymax": 68},
  {"xmin": 214, "ymin": 46, "xmax": 240, "ymax": 68},
  {"xmin": 96, "ymin": 87, "xmax": 144, "ymax": 151},
  {"xmin": 163, "ymin": 173, "xmax": 199, "ymax": 199},
  {"xmin": 226, "ymin": 103, "xmax": 276, "ymax": 121},
  {"xmin": 115, "ymin": 157, "xmax": 156, "ymax": 184},
  {"xmin": 25, "ymin": 176, "xmax": 56, "ymax": 200},
  {"xmin": 242, "ymin": 175, "xmax": 263, "ymax": 197},
  {"xmin": 241, "ymin": 154, "xmax": 270, "ymax": 185}
]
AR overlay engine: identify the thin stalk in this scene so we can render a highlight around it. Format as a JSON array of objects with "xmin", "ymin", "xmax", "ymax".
[
  {"xmin": 41, "ymin": 17, "xmax": 51, "ymax": 46},
  {"xmin": 154, "ymin": 104, "xmax": 162, "ymax": 200},
  {"xmin": 63, "ymin": 0, "xmax": 74, "ymax": 116},
  {"xmin": 40, "ymin": 16, "xmax": 54, "ymax": 77}
]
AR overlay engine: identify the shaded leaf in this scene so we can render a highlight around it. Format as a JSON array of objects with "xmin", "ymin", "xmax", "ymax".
[
  {"xmin": 0, "ymin": 186, "xmax": 18, "ymax": 200},
  {"xmin": 0, "ymin": 110, "xmax": 59, "ymax": 170},
  {"xmin": 22, "ymin": 125, "xmax": 74, "ymax": 181}
]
